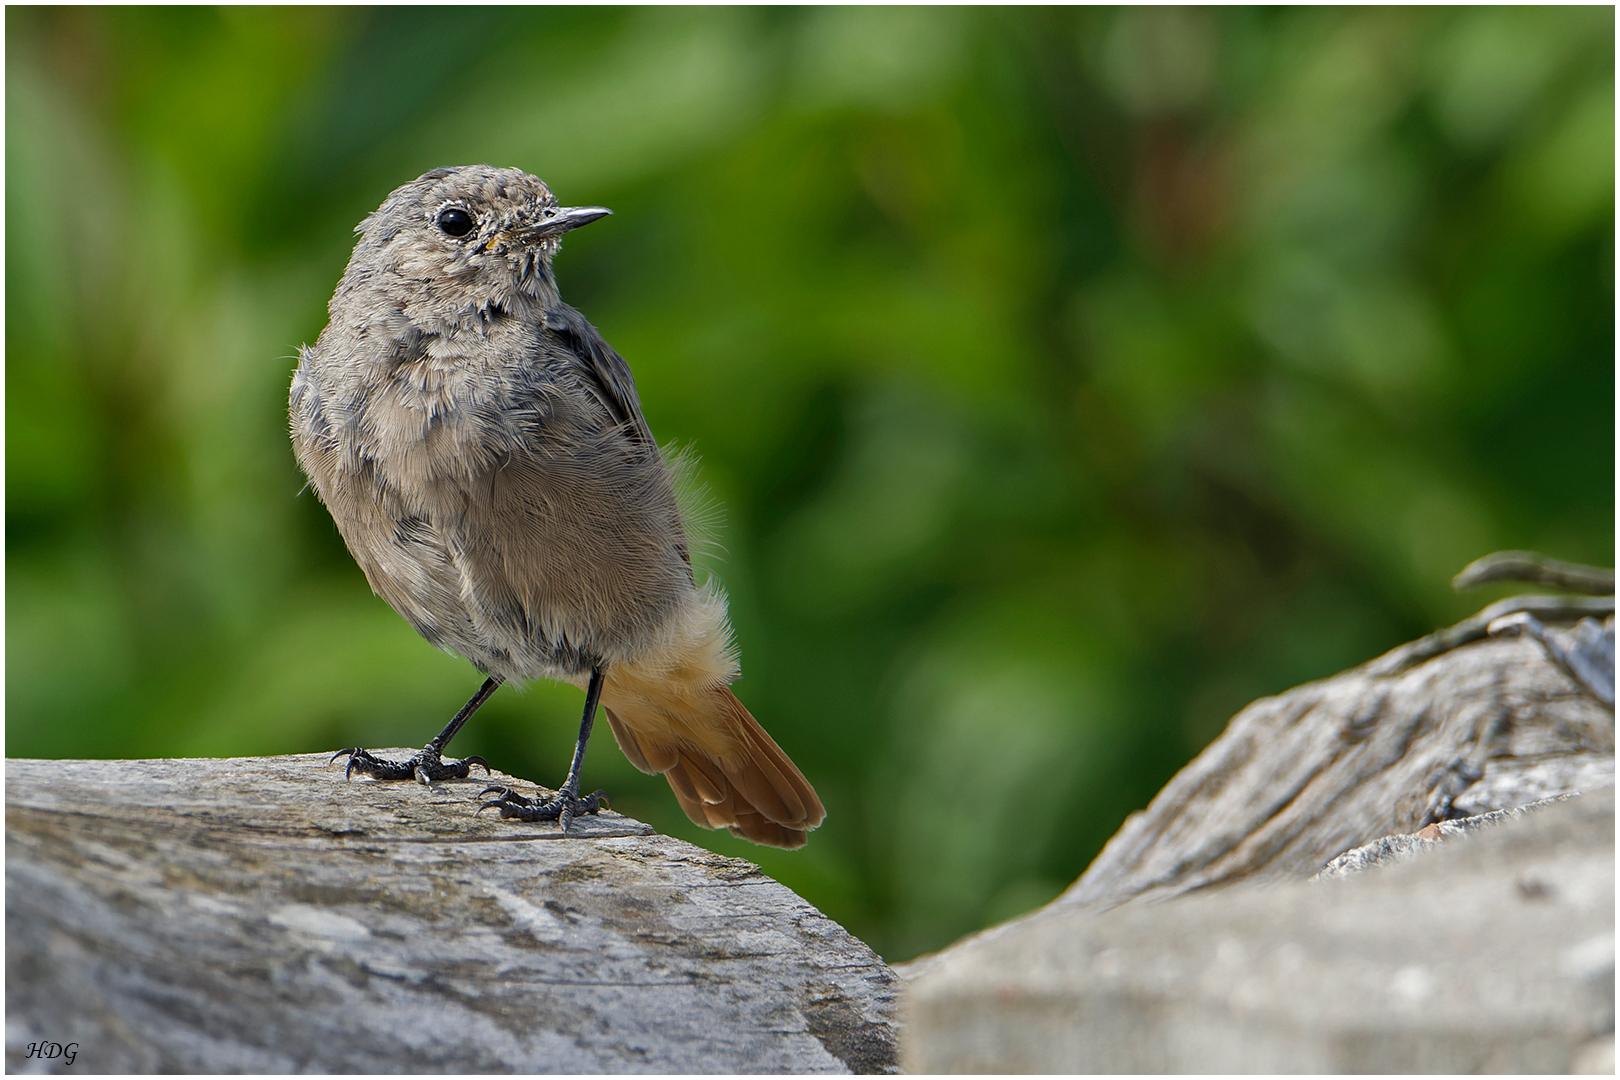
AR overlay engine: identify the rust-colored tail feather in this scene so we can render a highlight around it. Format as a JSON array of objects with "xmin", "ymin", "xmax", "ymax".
[{"xmin": 601, "ymin": 686, "xmax": 824, "ymax": 850}]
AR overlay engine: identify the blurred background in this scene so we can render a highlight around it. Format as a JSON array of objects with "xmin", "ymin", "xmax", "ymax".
[{"xmin": 7, "ymin": 7, "xmax": 1613, "ymax": 962}]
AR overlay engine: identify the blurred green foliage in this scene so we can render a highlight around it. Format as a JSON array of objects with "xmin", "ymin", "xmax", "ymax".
[{"xmin": 6, "ymin": 7, "xmax": 1613, "ymax": 961}]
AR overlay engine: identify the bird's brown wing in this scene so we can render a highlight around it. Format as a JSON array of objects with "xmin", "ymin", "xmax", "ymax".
[
  {"xmin": 542, "ymin": 302, "xmax": 696, "ymax": 573},
  {"xmin": 547, "ymin": 302, "xmax": 657, "ymax": 447}
]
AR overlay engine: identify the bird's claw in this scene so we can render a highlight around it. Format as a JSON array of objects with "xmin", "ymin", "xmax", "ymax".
[
  {"xmin": 477, "ymin": 786, "xmax": 609, "ymax": 832},
  {"xmin": 329, "ymin": 746, "xmax": 489, "ymax": 783}
]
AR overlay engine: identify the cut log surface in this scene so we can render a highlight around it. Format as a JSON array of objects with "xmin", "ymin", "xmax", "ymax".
[
  {"xmin": 904, "ymin": 789, "xmax": 1616, "ymax": 1073},
  {"xmin": 5, "ymin": 754, "xmax": 900, "ymax": 1074},
  {"xmin": 898, "ymin": 600, "xmax": 1615, "ymax": 1073}
]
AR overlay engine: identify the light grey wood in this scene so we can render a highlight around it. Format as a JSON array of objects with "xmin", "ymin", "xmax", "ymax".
[
  {"xmin": 1058, "ymin": 611, "xmax": 1615, "ymax": 913},
  {"xmin": 905, "ymin": 789, "xmax": 1615, "ymax": 1073},
  {"xmin": 5, "ymin": 753, "xmax": 899, "ymax": 1073},
  {"xmin": 900, "ymin": 600, "xmax": 1615, "ymax": 1073}
]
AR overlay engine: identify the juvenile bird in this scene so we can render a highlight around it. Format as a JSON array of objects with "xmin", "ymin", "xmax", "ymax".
[{"xmin": 289, "ymin": 165, "xmax": 824, "ymax": 848}]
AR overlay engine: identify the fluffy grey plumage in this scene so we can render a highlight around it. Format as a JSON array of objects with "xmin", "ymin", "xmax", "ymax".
[{"xmin": 291, "ymin": 165, "xmax": 823, "ymax": 848}]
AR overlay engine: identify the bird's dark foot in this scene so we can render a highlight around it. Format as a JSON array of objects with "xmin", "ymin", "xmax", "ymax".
[
  {"xmin": 331, "ymin": 746, "xmax": 490, "ymax": 784},
  {"xmin": 477, "ymin": 785, "xmax": 609, "ymax": 833}
]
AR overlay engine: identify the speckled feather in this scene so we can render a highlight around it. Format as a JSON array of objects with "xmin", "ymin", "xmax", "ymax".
[{"xmin": 290, "ymin": 165, "xmax": 823, "ymax": 847}]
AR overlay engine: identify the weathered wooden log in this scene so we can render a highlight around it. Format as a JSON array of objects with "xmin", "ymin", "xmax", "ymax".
[
  {"xmin": 901, "ymin": 588, "xmax": 1616, "ymax": 1073},
  {"xmin": 1059, "ymin": 606, "xmax": 1614, "ymax": 912},
  {"xmin": 905, "ymin": 788, "xmax": 1616, "ymax": 1073},
  {"xmin": 5, "ymin": 754, "xmax": 900, "ymax": 1073}
]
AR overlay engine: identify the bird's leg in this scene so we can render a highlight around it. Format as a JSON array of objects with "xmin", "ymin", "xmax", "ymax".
[
  {"xmin": 332, "ymin": 676, "xmax": 501, "ymax": 783},
  {"xmin": 479, "ymin": 664, "xmax": 609, "ymax": 832}
]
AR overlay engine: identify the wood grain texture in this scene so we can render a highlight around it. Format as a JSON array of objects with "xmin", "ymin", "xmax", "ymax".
[
  {"xmin": 1060, "ymin": 615, "xmax": 1614, "ymax": 912},
  {"xmin": 904, "ymin": 790, "xmax": 1615, "ymax": 1073},
  {"xmin": 5, "ymin": 754, "xmax": 898, "ymax": 1073}
]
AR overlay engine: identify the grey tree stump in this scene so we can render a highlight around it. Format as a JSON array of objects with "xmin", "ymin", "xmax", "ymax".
[
  {"xmin": 905, "ymin": 788, "xmax": 1615, "ymax": 1073},
  {"xmin": 901, "ymin": 593, "xmax": 1615, "ymax": 1073},
  {"xmin": 5, "ymin": 754, "xmax": 899, "ymax": 1073}
]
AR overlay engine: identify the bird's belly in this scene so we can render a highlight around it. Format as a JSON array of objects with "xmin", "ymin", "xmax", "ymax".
[{"xmin": 359, "ymin": 454, "xmax": 692, "ymax": 685}]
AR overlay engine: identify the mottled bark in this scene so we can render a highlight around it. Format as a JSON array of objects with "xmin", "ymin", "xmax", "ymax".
[{"xmin": 5, "ymin": 755, "xmax": 898, "ymax": 1074}]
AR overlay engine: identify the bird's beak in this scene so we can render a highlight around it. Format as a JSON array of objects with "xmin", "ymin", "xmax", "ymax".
[{"xmin": 519, "ymin": 205, "xmax": 612, "ymax": 242}]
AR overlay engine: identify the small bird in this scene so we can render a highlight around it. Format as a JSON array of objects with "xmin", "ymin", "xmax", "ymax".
[{"xmin": 289, "ymin": 165, "xmax": 824, "ymax": 848}]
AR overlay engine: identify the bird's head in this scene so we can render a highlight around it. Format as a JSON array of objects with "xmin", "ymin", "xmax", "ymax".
[{"xmin": 341, "ymin": 165, "xmax": 610, "ymax": 326}]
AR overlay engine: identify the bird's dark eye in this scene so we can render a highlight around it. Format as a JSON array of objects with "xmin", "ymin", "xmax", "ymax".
[{"xmin": 438, "ymin": 208, "xmax": 475, "ymax": 237}]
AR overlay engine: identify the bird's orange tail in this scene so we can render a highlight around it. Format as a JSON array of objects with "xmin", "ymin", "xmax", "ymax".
[{"xmin": 600, "ymin": 684, "xmax": 824, "ymax": 849}]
